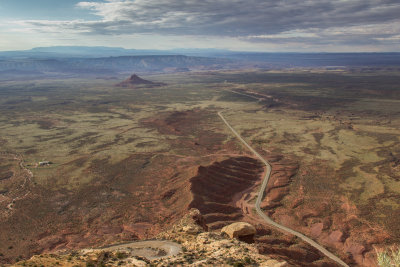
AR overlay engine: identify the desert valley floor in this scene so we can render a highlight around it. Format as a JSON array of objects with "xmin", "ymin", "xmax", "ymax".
[{"xmin": 0, "ymin": 69, "xmax": 399, "ymax": 266}]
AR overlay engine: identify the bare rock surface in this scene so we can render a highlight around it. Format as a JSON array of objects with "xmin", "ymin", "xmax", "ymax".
[
  {"xmin": 14, "ymin": 209, "xmax": 289, "ymax": 267},
  {"xmin": 221, "ymin": 222, "xmax": 257, "ymax": 239}
]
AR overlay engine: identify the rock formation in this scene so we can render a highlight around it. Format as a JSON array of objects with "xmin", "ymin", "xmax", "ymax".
[
  {"xmin": 115, "ymin": 74, "xmax": 166, "ymax": 88},
  {"xmin": 221, "ymin": 222, "xmax": 257, "ymax": 239}
]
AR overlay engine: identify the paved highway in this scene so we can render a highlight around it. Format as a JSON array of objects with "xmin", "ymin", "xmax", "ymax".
[{"xmin": 218, "ymin": 111, "xmax": 349, "ymax": 267}]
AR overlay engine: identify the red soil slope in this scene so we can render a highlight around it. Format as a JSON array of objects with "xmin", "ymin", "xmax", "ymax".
[
  {"xmin": 189, "ymin": 156, "xmax": 264, "ymax": 230},
  {"xmin": 260, "ymin": 155, "xmax": 390, "ymax": 266}
]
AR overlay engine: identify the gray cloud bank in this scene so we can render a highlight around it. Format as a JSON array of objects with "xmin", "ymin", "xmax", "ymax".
[{"xmin": 13, "ymin": 0, "xmax": 400, "ymax": 50}]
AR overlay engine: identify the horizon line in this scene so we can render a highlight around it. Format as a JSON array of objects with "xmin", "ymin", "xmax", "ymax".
[{"xmin": 1, "ymin": 46, "xmax": 400, "ymax": 54}]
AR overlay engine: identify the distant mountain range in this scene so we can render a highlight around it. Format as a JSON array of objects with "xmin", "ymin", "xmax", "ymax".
[
  {"xmin": 0, "ymin": 46, "xmax": 231, "ymax": 59},
  {"xmin": 0, "ymin": 55, "xmax": 233, "ymax": 79},
  {"xmin": 1, "ymin": 46, "xmax": 400, "ymax": 80}
]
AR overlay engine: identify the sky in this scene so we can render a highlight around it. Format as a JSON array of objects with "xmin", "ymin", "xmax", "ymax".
[{"xmin": 0, "ymin": 0, "xmax": 399, "ymax": 52}]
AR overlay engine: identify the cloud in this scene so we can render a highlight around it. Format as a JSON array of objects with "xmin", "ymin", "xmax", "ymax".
[
  {"xmin": 246, "ymin": 21, "xmax": 400, "ymax": 45},
  {"xmin": 71, "ymin": 0, "xmax": 400, "ymax": 35},
  {"xmin": 3, "ymin": 0, "xmax": 400, "ymax": 51}
]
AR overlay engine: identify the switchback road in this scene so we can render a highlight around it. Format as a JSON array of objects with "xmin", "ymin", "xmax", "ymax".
[{"xmin": 218, "ymin": 111, "xmax": 349, "ymax": 267}]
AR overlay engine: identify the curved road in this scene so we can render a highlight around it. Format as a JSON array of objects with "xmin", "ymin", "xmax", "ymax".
[
  {"xmin": 218, "ymin": 111, "xmax": 349, "ymax": 267},
  {"xmin": 99, "ymin": 240, "xmax": 182, "ymax": 260}
]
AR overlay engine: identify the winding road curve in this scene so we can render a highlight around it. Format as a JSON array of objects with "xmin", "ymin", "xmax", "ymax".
[
  {"xmin": 99, "ymin": 240, "xmax": 182, "ymax": 260},
  {"xmin": 218, "ymin": 111, "xmax": 349, "ymax": 267}
]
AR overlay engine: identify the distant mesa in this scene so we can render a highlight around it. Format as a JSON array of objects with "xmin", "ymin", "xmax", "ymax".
[
  {"xmin": 116, "ymin": 74, "xmax": 166, "ymax": 88},
  {"xmin": 163, "ymin": 67, "xmax": 190, "ymax": 73}
]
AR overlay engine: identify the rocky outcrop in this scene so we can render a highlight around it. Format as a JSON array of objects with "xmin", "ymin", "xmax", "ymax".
[
  {"xmin": 116, "ymin": 74, "xmax": 166, "ymax": 88},
  {"xmin": 221, "ymin": 222, "xmax": 257, "ymax": 239},
  {"xmin": 188, "ymin": 208, "xmax": 208, "ymax": 232},
  {"xmin": 14, "ymin": 209, "xmax": 289, "ymax": 267}
]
